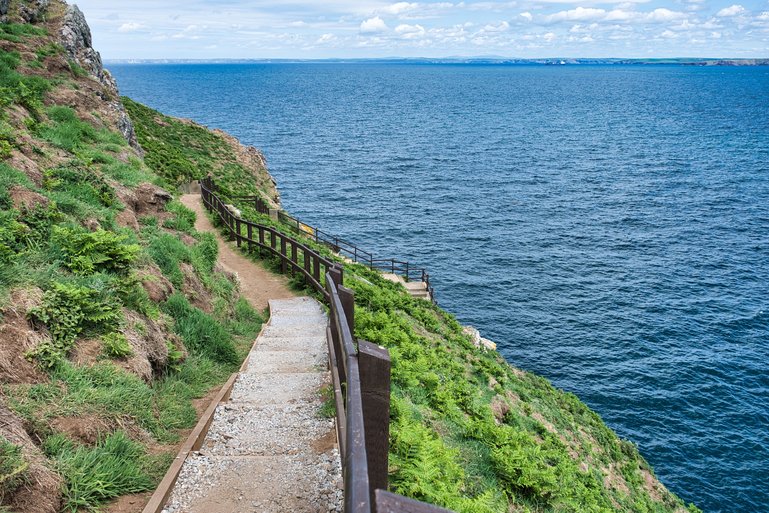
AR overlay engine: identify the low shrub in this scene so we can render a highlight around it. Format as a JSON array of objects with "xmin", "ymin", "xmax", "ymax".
[
  {"xmin": 101, "ymin": 333, "xmax": 133, "ymax": 359},
  {"xmin": 28, "ymin": 282, "xmax": 123, "ymax": 367},
  {"xmin": 53, "ymin": 226, "xmax": 139, "ymax": 276}
]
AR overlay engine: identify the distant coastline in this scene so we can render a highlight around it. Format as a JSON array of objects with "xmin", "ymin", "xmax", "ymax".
[{"xmin": 105, "ymin": 57, "xmax": 769, "ymax": 66}]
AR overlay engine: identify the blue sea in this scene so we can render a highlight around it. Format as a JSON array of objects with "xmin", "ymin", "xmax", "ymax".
[{"xmin": 109, "ymin": 63, "xmax": 769, "ymax": 513}]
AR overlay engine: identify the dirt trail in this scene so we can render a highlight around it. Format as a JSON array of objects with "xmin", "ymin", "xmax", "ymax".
[{"xmin": 180, "ymin": 194, "xmax": 297, "ymax": 311}]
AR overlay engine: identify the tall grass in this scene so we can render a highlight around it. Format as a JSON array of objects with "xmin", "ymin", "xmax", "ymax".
[
  {"xmin": 162, "ymin": 293, "xmax": 239, "ymax": 366},
  {"xmin": 44, "ymin": 432, "xmax": 154, "ymax": 512}
]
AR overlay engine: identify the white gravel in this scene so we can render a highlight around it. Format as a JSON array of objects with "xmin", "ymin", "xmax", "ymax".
[{"xmin": 162, "ymin": 297, "xmax": 344, "ymax": 513}]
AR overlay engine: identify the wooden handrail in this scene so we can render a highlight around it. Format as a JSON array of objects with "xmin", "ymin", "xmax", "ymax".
[
  {"xmin": 222, "ymin": 181, "xmax": 433, "ymax": 299},
  {"xmin": 199, "ymin": 177, "xmax": 451, "ymax": 513}
]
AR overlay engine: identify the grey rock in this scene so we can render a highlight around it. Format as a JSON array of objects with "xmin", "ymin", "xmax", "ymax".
[
  {"xmin": 59, "ymin": 5, "xmax": 143, "ymax": 153},
  {"xmin": 19, "ymin": 0, "xmax": 49, "ymax": 23},
  {"xmin": 1, "ymin": 0, "xmax": 10, "ymax": 19}
]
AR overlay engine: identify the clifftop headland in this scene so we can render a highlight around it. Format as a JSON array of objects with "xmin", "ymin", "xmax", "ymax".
[{"xmin": 0, "ymin": 2, "xmax": 700, "ymax": 512}]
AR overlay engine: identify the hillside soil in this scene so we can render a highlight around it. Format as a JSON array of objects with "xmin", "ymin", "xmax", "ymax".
[{"xmin": 180, "ymin": 194, "xmax": 297, "ymax": 310}]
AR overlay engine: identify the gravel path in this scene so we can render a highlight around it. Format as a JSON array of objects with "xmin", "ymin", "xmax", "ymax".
[{"xmin": 162, "ymin": 296, "xmax": 343, "ymax": 512}]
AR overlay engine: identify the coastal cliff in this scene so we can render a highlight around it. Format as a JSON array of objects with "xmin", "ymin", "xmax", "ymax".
[{"xmin": 0, "ymin": 1, "xmax": 699, "ymax": 512}]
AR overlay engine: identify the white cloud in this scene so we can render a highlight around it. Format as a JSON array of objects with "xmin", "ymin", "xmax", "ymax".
[
  {"xmin": 360, "ymin": 16, "xmax": 388, "ymax": 34},
  {"xmin": 604, "ymin": 9, "xmax": 636, "ymax": 21},
  {"xmin": 317, "ymin": 33, "xmax": 336, "ymax": 43},
  {"xmin": 381, "ymin": 2, "xmax": 419, "ymax": 15},
  {"xmin": 546, "ymin": 7, "xmax": 607, "ymax": 23},
  {"xmin": 646, "ymin": 8, "xmax": 685, "ymax": 22},
  {"xmin": 482, "ymin": 21, "xmax": 510, "ymax": 32},
  {"xmin": 660, "ymin": 29, "xmax": 678, "ymax": 38},
  {"xmin": 117, "ymin": 22, "xmax": 143, "ymax": 32},
  {"xmin": 394, "ymin": 23, "xmax": 426, "ymax": 38},
  {"xmin": 543, "ymin": 32, "xmax": 557, "ymax": 41},
  {"xmin": 520, "ymin": 12, "xmax": 532, "ymax": 21},
  {"xmin": 716, "ymin": 4, "xmax": 746, "ymax": 17}
]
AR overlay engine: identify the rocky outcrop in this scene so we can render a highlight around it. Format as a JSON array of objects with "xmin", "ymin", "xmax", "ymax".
[
  {"xmin": 462, "ymin": 325, "xmax": 497, "ymax": 351},
  {"xmin": 59, "ymin": 4, "xmax": 142, "ymax": 152},
  {"xmin": 18, "ymin": 0, "xmax": 49, "ymax": 23},
  {"xmin": 0, "ymin": 0, "xmax": 10, "ymax": 21}
]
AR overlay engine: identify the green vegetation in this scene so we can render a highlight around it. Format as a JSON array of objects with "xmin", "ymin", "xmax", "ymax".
[
  {"xmin": 127, "ymin": 99, "xmax": 700, "ymax": 512},
  {"xmin": 44, "ymin": 431, "xmax": 159, "ymax": 512},
  {"xmin": 0, "ymin": 23, "xmax": 47, "ymax": 43},
  {"xmin": 28, "ymin": 282, "xmax": 123, "ymax": 367},
  {"xmin": 122, "ymin": 96, "xmax": 275, "ymax": 199},
  {"xmin": 101, "ymin": 333, "xmax": 133, "ymax": 359},
  {"xmin": 0, "ymin": 438, "xmax": 28, "ymax": 501},
  {"xmin": 0, "ymin": 14, "xmax": 265, "ymax": 512}
]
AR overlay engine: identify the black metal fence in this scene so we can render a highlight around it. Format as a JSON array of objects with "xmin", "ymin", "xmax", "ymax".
[{"xmin": 224, "ymin": 183, "xmax": 434, "ymax": 302}]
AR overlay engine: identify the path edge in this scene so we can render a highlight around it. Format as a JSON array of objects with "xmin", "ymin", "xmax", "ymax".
[{"xmin": 141, "ymin": 322, "xmax": 270, "ymax": 513}]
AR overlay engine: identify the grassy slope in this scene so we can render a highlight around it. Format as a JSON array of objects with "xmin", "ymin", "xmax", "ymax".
[
  {"xmin": 0, "ymin": 11, "xmax": 264, "ymax": 513},
  {"xmin": 126, "ymin": 101, "xmax": 701, "ymax": 513}
]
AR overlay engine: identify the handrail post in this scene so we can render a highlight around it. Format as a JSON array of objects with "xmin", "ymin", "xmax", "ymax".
[
  {"xmin": 358, "ymin": 340, "xmax": 391, "ymax": 509},
  {"xmin": 338, "ymin": 286, "xmax": 355, "ymax": 339},
  {"xmin": 329, "ymin": 264, "xmax": 344, "ymax": 288},
  {"xmin": 280, "ymin": 236, "xmax": 287, "ymax": 273}
]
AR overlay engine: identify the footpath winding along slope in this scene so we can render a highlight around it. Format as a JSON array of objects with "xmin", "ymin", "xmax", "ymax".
[
  {"xmin": 164, "ymin": 196, "xmax": 343, "ymax": 513},
  {"xmin": 180, "ymin": 194, "xmax": 296, "ymax": 310}
]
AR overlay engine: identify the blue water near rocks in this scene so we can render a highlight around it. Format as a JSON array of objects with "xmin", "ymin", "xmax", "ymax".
[{"xmin": 109, "ymin": 63, "xmax": 769, "ymax": 513}]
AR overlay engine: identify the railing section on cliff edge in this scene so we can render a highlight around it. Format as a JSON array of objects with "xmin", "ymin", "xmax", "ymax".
[
  {"xmin": 224, "ymin": 184, "xmax": 435, "ymax": 302},
  {"xmin": 199, "ymin": 178, "xmax": 452, "ymax": 513}
]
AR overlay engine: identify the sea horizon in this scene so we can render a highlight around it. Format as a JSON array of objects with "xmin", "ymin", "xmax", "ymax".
[{"xmin": 109, "ymin": 62, "xmax": 769, "ymax": 513}]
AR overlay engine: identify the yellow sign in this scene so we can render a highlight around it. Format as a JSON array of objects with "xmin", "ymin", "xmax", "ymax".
[{"xmin": 299, "ymin": 223, "xmax": 315, "ymax": 236}]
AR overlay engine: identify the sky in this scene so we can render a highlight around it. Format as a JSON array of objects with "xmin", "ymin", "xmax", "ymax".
[{"xmin": 73, "ymin": 0, "xmax": 769, "ymax": 59}]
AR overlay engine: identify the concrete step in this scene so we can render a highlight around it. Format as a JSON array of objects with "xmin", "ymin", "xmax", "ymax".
[
  {"xmin": 201, "ymin": 401, "xmax": 333, "ymax": 456},
  {"xmin": 243, "ymin": 349, "xmax": 326, "ymax": 374},
  {"xmin": 260, "ymin": 324, "xmax": 327, "ymax": 339},
  {"xmin": 165, "ymin": 453, "xmax": 341, "ymax": 513},
  {"xmin": 229, "ymin": 372, "xmax": 329, "ymax": 404},
  {"xmin": 268, "ymin": 297, "xmax": 325, "ymax": 315}
]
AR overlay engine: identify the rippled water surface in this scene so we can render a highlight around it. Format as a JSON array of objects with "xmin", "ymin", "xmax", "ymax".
[{"xmin": 110, "ymin": 63, "xmax": 769, "ymax": 512}]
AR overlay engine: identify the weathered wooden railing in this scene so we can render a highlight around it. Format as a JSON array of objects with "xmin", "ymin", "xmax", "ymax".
[
  {"xmin": 223, "ymin": 181, "xmax": 434, "ymax": 302},
  {"xmin": 199, "ymin": 178, "xmax": 451, "ymax": 513},
  {"xmin": 202, "ymin": 179, "xmax": 336, "ymax": 299}
]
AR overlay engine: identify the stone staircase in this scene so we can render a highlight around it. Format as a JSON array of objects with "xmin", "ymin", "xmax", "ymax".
[
  {"xmin": 382, "ymin": 273, "xmax": 432, "ymax": 301},
  {"xmin": 162, "ymin": 297, "xmax": 343, "ymax": 513}
]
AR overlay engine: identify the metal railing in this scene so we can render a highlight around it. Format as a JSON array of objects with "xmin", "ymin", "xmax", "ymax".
[
  {"xmin": 199, "ymin": 178, "xmax": 452, "ymax": 513},
  {"xmin": 224, "ymin": 184, "xmax": 434, "ymax": 302}
]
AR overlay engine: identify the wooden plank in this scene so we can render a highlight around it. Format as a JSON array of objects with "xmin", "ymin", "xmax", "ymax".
[
  {"xmin": 313, "ymin": 255, "xmax": 321, "ymax": 283},
  {"xmin": 338, "ymin": 286, "xmax": 355, "ymax": 338},
  {"xmin": 375, "ymin": 490, "xmax": 455, "ymax": 513},
  {"xmin": 358, "ymin": 340, "xmax": 391, "ymax": 506},
  {"xmin": 142, "ymin": 373, "xmax": 239, "ymax": 513},
  {"xmin": 327, "ymin": 327, "xmax": 347, "ymax": 468},
  {"xmin": 344, "ymin": 355, "xmax": 371, "ymax": 513}
]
